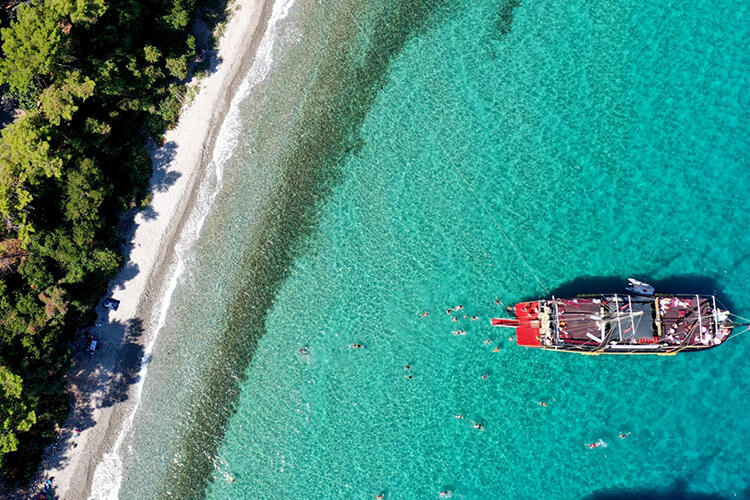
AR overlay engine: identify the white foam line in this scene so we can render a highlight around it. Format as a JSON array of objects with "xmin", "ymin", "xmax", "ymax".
[{"xmin": 89, "ymin": 0, "xmax": 298, "ymax": 497}]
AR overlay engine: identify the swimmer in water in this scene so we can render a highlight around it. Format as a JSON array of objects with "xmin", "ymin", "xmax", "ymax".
[
  {"xmin": 298, "ymin": 346, "xmax": 309, "ymax": 356},
  {"xmin": 464, "ymin": 314, "xmax": 469, "ymax": 319},
  {"xmin": 420, "ymin": 311, "xmax": 430, "ymax": 317},
  {"xmin": 470, "ymin": 316, "xmax": 479, "ymax": 321},
  {"xmin": 453, "ymin": 414, "xmax": 464, "ymax": 419},
  {"xmin": 440, "ymin": 490, "xmax": 453, "ymax": 498},
  {"xmin": 405, "ymin": 374, "xmax": 413, "ymax": 379},
  {"xmin": 484, "ymin": 338, "xmax": 492, "ymax": 345},
  {"xmin": 349, "ymin": 343, "xmax": 366, "ymax": 349},
  {"xmin": 376, "ymin": 493, "xmax": 385, "ymax": 500},
  {"xmin": 585, "ymin": 439, "xmax": 607, "ymax": 449},
  {"xmin": 451, "ymin": 316, "xmax": 458, "ymax": 322},
  {"xmin": 445, "ymin": 308, "xmax": 452, "ymax": 315},
  {"xmin": 454, "ymin": 305, "xmax": 464, "ymax": 311},
  {"xmin": 404, "ymin": 365, "xmax": 411, "ymax": 370},
  {"xmin": 492, "ymin": 346, "xmax": 500, "ymax": 353},
  {"xmin": 471, "ymin": 421, "xmax": 485, "ymax": 431},
  {"xmin": 537, "ymin": 401, "xmax": 548, "ymax": 407},
  {"xmin": 480, "ymin": 373, "xmax": 488, "ymax": 381},
  {"xmin": 618, "ymin": 432, "xmax": 631, "ymax": 439},
  {"xmin": 452, "ymin": 330, "xmax": 467, "ymax": 336}
]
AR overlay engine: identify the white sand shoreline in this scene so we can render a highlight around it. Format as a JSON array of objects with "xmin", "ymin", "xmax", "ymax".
[{"xmin": 28, "ymin": 1, "xmax": 274, "ymax": 498}]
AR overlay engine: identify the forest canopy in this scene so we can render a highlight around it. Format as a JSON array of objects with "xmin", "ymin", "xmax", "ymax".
[{"xmin": 0, "ymin": 0, "xmax": 221, "ymax": 483}]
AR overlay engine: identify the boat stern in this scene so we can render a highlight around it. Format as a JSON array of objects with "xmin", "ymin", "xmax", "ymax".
[{"xmin": 514, "ymin": 301, "xmax": 543, "ymax": 347}]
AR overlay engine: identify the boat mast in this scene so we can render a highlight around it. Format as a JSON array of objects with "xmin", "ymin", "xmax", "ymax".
[
  {"xmin": 614, "ymin": 294, "xmax": 623, "ymax": 342},
  {"xmin": 627, "ymin": 295, "xmax": 636, "ymax": 338},
  {"xmin": 712, "ymin": 295, "xmax": 720, "ymax": 333},
  {"xmin": 552, "ymin": 295, "xmax": 560, "ymax": 344},
  {"xmin": 696, "ymin": 294, "xmax": 703, "ymax": 338}
]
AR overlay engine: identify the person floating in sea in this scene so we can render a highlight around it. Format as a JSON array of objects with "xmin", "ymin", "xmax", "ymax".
[
  {"xmin": 470, "ymin": 315, "xmax": 479, "ymax": 321},
  {"xmin": 585, "ymin": 439, "xmax": 607, "ymax": 449},
  {"xmin": 440, "ymin": 490, "xmax": 453, "ymax": 498},
  {"xmin": 492, "ymin": 346, "xmax": 500, "ymax": 353},
  {"xmin": 454, "ymin": 305, "xmax": 464, "ymax": 311},
  {"xmin": 404, "ymin": 365, "xmax": 411, "ymax": 370},
  {"xmin": 618, "ymin": 432, "xmax": 631, "ymax": 439},
  {"xmin": 471, "ymin": 421, "xmax": 485, "ymax": 431},
  {"xmin": 349, "ymin": 343, "xmax": 367, "ymax": 349},
  {"xmin": 298, "ymin": 346, "xmax": 310, "ymax": 356},
  {"xmin": 445, "ymin": 308, "xmax": 452, "ymax": 315},
  {"xmin": 537, "ymin": 401, "xmax": 548, "ymax": 407},
  {"xmin": 451, "ymin": 316, "xmax": 458, "ymax": 322},
  {"xmin": 484, "ymin": 338, "xmax": 492, "ymax": 345},
  {"xmin": 480, "ymin": 373, "xmax": 488, "ymax": 381},
  {"xmin": 453, "ymin": 413, "xmax": 464, "ymax": 419},
  {"xmin": 376, "ymin": 493, "xmax": 385, "ymax": 500},
  {"xmin": 420, "ymin": 311, "xmax": 430, "ymax": 318},
  {"xmin": 452, "ymin": 330, "xmax": 467, "ymax": 336},
  {"xmin": 405, "ymin": 373, "xmax": 413, "ymax": 379}
]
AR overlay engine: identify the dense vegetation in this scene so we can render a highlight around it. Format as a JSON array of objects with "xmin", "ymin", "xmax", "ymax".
[{"xmin": 0, "ymin": 0, "xmax": 222, "ymax": 483}]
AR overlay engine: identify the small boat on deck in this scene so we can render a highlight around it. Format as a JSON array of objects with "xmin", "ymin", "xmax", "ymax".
[{"xmin": 492, "ymin": 280, "xmax": 734, "ymax": 355}]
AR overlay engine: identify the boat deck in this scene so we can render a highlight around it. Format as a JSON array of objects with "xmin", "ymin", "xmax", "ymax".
[{"xmin": 552, "ymin": 295, "xmax": 727, "ymax": 349}]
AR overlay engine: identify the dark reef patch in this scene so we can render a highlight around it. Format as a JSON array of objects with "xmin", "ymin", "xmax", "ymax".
[
  {"xmin": 159, "ymin": 0, "xmax": 455, "ymax": 496},
  {"xmin": 495, "ymin": 0, "xmax": 522, "ymax": 37}
]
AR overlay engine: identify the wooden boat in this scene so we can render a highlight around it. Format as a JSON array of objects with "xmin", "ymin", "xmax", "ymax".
[{"xmin": 492, "ymin": 280, "xmax": 734, "ymax": 355}]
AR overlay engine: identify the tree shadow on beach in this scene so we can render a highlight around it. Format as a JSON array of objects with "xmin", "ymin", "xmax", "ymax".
[
  {"xmin": 110, "ymin": 262, "xmax": 140, "ymax": 293},
  {"xmin": 584, "ymin": 478, "xmax": 733, "ymax": 500},
  {"xmin": 35, "ymin": 318, "xmax": 147, "ymax": 487},
  {"xmin": 151, "ymin": 141, "xmax": 182, "ymax": 193}
]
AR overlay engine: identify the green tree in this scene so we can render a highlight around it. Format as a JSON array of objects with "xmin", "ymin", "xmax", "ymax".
[
  {"xmin": 0, "ymin": 366, "xmax": 36, "ymax": 455},
  {"xmin": 0, "ymin": 114, "xmax": 63, "ymax": 244},
  {"xmin": 0, "ymin": 3, "xmax": 66, "ymax": 95},
  {"xmin": 39, "ymin": 71, "xmax": 96, "ymax": 125}
]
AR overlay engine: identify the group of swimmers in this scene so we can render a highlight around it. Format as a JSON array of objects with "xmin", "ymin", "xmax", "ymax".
[
  {"xmin": 586, "ymin": 432, "xmax": 631, "ymax": 449},
  {"xmin": 376, "ymin": 489, "xmax": 452, "ymax": 499}
]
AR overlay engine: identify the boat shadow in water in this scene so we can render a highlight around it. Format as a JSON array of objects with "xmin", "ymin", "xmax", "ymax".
[
  {"xmin": 584, "ymin": 478, "xmax": 737, "ymax": 500},
  {"xmin": 522, "ymin": 274, "xmax": 736, "ymax": 312}
]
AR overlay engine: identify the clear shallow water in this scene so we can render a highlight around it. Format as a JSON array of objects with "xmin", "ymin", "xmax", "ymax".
[{"xmin": 119, "ymin": 0, "xmax": 750, "ymax": 498}]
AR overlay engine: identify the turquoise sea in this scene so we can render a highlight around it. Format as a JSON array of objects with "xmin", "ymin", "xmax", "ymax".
[{"xmin": 113, "ymin": 0, "xmax": 750, "ymax": 498}]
